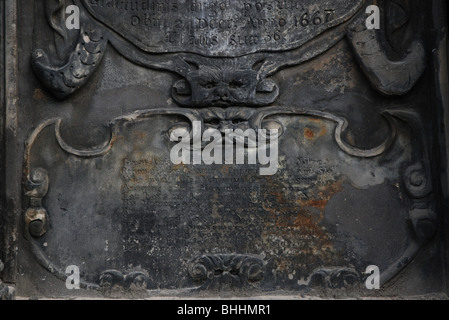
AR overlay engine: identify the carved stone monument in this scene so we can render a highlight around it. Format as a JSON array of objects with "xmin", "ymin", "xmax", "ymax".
[{"xmin": 1, "ymin": 0, "xmax": 449, "ymax": 299}]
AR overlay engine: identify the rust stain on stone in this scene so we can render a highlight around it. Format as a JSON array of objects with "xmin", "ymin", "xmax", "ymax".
[
  {"xmin": 109, "ymin": 133, "xmax": 121, "ymax": 148},
  {"xmin": 262, "ymin": 178, "xmax": 344, "ymax": 273},
  {"xmin": 346, "ymin": 131, "xmax": 356, "ymax": 146},
  {"xmin": 33, "ymin": 88, "xmax": 47, "ymax": 101},
  {"xmin": 304, "ymin": 128, "xmax": 315, "ymax": 139},
  {"xmin": 299, "ymin": 180, "xmax": 343, "ymax": 210},
  {"xmin": 304, "ymin": 118, "xmax": 328, "ymax": 141},
  {"xmin": 134, "ymin": 131, "xmax": 147, "ymax": 141}
]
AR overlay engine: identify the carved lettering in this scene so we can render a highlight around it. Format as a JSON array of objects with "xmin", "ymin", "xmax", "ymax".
[
  {"xmin": 81, "ymin": 0, "xmax": 364, "ymax": 55},
  {"xmin": 119, "ymin": 151, "xmax": 342, "ymax": 277}
]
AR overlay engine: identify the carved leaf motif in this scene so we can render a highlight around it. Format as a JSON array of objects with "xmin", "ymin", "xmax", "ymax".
[
  {"xmin": 34, "ymin": 1, "xmax": 108, "ymax": 99},
  {"xmin": 45, "ymin": 0, "xmax": 78, "ymax": 59},
  {"xmin": 32, "ymin": 30, "xmax": 107, "ymax": 99},
  {"xmin": 45, "ymin": 0, "xmax": 66, "ymax": 38}
]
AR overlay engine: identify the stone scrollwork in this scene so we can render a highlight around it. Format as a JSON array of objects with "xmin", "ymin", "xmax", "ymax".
[
  {"xmin": 404, "ymin": 162, "xmax": 433, "ymax": 200},
  {"xmin": 32, "ymin": 0, "xmax": 108, "ymax": 99},
  {"xmin": 0, "ymin": 261, "xmax": 15, "ymax": 300},
  {"xmin": 376, "ymin": 109, "xmax": 437, "ymax": 285},
  {"xmin": 24, "ymin": 168, "xmax": 49, "ymax": 238},
  {"xmin": 404, "ymin": 161, "xmax": 437, "ymax": 242},
  {"xmin": 32, "ymin": 0, "xmax": 427, "ymax": 101},
  {"xmin": 188, "ymin": 255, "xmax": 265, "ymax": 290},
  {"xmin": 21, "ymin": 105, "xmax": 430, "ymax": 294},
  {"xmin": 99, "ymin": 270, "xmax": 149, "ymax": 296},
  {"xmin": 308, "ymin": 268, "xmax": 361, "ymax": 289}
]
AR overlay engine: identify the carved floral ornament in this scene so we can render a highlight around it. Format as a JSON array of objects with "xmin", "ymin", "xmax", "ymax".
[{"xmin": 23, "ymin": 0, "xmax": 437, "ymax": 295}]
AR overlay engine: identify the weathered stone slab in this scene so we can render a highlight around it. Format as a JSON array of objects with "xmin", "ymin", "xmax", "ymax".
[
  {"xmin": 22, "ymin": 108, "xmax": 417, "ymax": 293},
  {"xmin": 1, "ymin": 0, "xmax": 448, "ymax": 299}
]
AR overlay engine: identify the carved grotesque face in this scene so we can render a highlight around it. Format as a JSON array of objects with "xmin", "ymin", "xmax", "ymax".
[
  {"xmin": 186, "ymin": 67, "xmax": 259, "ymax": 107},
  {"xmin": 172, "ymin": 58, "xmax": 278, "ymax": 108}
]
